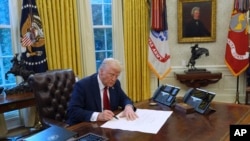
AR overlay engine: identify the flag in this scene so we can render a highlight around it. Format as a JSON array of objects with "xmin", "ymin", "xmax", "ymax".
[
  {"xmin": 225, "ymin": 9, "xmax": 249, "ymax": 77},
  {"xmin": 21, "ymin": 32, "xmax": 33, "ymax": 47},
  {"xmin": 20, "ymin": 0, "xmax": 48, "ymax": 73},
  {"xmin": 148, "ymin": 0, "xmax": 171, "ymax": 80}
]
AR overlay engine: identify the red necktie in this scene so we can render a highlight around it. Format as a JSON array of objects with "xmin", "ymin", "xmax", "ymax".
[{"xmin": 103, "ymin": 87, "xmax": 110, "ymax": 110}]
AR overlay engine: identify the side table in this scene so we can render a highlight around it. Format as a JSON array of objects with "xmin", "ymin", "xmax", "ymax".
[{"xmin": 175, "ymin": 71, "xmax": 222, "ymax": 88}]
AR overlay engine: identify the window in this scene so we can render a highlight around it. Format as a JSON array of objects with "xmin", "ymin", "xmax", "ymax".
[
  {"xmin": 0, "ymin": 0, "xmax": 16, "ymax": 89},
  {"xmin": 0, "ymin": 0, "xmax": 22, "ymax": 130},
  {"xmin": 91, "ymin": 0, "xmax": 113, "ymax": 69}
]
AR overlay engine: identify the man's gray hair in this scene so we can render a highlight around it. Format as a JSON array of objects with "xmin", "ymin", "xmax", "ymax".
[
  {"xmin": 99, "ymin": 58, "xmax": 122, "ymax": 71},
  {"xmin": 191, "ymin": 7, "xmax": 200, "ymax": 15}
]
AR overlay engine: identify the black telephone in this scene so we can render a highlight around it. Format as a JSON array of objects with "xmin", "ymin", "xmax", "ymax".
[
  {"xmin": 152, "ymin": 84, "xmax": 180, "ymax": 107},
  {"xmin": 183, "ymin": 88, "xmax": 216, "ymax": 114}
]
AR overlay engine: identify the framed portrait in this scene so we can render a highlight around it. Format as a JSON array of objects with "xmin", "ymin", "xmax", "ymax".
[{"xmin": 177, "ymin": 0, "xmax": 216, "ymax": 43}]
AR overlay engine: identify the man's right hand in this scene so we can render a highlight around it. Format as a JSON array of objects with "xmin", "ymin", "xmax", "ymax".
[{"xmin": 97, "ymin": 110, "xmax": 115, "ymax": 121}]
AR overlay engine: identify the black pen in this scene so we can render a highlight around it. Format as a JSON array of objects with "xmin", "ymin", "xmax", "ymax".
[{"xmin": 113, "ymin": 115, "xmax": 119, "ymax": 120}]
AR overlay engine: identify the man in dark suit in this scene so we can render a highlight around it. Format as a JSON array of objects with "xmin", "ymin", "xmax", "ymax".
[{"xmin": 66, "ymin": 58, "xmax": 138, "ymax": 125}]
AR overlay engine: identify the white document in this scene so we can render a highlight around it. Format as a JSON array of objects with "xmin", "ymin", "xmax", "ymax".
[{"xmin": 100, "ymin": 109, "xmax": 172, "ymax": 134}]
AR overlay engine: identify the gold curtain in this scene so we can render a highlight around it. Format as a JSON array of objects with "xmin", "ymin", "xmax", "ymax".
[
  {"xmin": 36, "ymin": 0, "xmax": 83, "ymax": 78},
  {"xmin": 123, "ymin": 0, "xmax": 151, "ymax": 102}
]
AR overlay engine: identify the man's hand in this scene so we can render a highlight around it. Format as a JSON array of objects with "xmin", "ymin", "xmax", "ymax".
[
  {"xmin": 97, "ymin": 110, "xmax": 114, "ymax": 121},
  {"xmin": 120, "ymin": 105, "xmax": 138, "ymax": 120}
]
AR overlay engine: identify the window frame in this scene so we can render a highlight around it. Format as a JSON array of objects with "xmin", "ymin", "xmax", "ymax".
[{"xmin": 91, "ymin": 0, "xmax": 113, "ymax": 70}]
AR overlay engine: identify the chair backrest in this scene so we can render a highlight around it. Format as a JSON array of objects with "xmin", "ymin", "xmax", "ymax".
[{"xmin": 28, "ymin": 69, "xmax": 75, "ymax": 127}]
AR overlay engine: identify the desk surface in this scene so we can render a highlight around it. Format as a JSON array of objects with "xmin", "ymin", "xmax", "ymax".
[
  {"xmin": 0, "ymin": 92, "xmax": 35, "ymax": 113},
  {"xmin": 67, "ymin": 99, "xmax": 250, "ymax": 141}
]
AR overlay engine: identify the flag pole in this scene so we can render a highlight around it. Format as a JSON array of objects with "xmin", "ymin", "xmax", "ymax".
[
  {"xmin": 157, "ymin": 78, "xmax": 160, "ymax": 87},
  {"xmin": 235, "ymin": 76, "xmax": 240, "ymax": 104}
]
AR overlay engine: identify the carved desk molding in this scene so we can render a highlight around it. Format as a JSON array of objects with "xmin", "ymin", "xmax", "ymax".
[{"xmin": 175, "ymin": 71, "xmax": 222, "ymax": 88}]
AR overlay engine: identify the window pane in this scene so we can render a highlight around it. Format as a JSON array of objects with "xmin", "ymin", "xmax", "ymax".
[
  {"xmin": 104, "ymin": 5, "xmax": 111, "ymax": 25},
  {"xmin": 0, "ymin": 0, "xmax": 10, "ymax": 25},
  {"xmin": 106, "ymin": 28, "xmax": 112, "ymax": 50},
  {"xmin": 91, "ymin": 0, "xmax": 102, "ymax": 4},
  {"xmin": 107, "ymin": 51, "xmax": 113, "ymax": 58},
  {"xmin": 95, "ymin": 51, "xmax": 113, "ymax": 69},
  {"xmin": 104, "ymin": 0, "xmax": 111, "ymax": 3},
  {"xmin": 96, "ymin": 52, "xmax": 106, "ymax": 61},
  {"xmin": 0, "ymin": 28, "xmax": 13, "ymax": 56},
  {"xmin": 94, "ymin": 29, "xmax": 105, "ymax": 50},
  {"xmin": 92, "ymin": 4, "xmax": 103, "ymax": 25}
]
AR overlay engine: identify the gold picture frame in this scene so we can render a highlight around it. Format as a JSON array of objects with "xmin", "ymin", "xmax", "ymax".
[{"xmin": 177, "ymin": 0, "xmax": 216, "ymax": 43}]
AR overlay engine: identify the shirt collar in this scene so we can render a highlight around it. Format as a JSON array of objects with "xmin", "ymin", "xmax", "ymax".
[{"xmin": 97, "ymin": 74, "xmax": 105, "ymax": 90}]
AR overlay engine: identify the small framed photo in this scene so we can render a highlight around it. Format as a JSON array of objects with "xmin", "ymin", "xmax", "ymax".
[{"xmin": 177, "ymin": 0, "xmax": 216, "ymax": 43}]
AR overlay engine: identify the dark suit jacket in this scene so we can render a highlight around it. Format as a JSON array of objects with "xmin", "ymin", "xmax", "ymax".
[
  {"xmin": 66, "ymin": 73, "xmax": 135, "ymax": 125},
  {"xmin": 184, "ymin": 19, "xmax": 211, "ymax": 37}
]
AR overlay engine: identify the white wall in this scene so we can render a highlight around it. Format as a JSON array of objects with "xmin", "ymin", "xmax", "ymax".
[{"xmin": 150, "ymin": 0, "xmax": 247, "ymax": 103}]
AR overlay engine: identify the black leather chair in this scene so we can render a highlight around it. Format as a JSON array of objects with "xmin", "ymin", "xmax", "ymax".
[{"xmin": 28, "ymin": 69, "xmax": 76, "ymax": 128}]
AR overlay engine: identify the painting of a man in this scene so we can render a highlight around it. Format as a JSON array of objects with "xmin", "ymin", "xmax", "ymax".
[
  {"xmin": 178, "ymin": 0, "xmax": 215, "ymax": 43},
  {"xmin": 184, "ymin": 7, "xmax": 211, "ymax": 37}
]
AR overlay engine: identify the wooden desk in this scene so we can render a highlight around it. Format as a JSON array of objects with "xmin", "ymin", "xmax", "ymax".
[
  {"xmin": 0, "ymin": 93, "xmax": 35, "ymax": 113},
  {"xmin": 175, "ymin": 71, "xmax": 222, "ymax": 88},
  {"xmin": 67, "ymin": 99, "xmax": 250, "ymax": 141}
]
